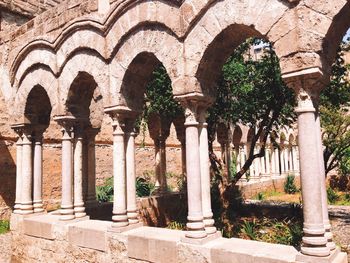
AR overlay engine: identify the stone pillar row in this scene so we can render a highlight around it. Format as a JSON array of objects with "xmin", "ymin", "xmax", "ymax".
[
  {"xmin": 13, "ymin": 124, "xmax": 44, "ymax": 215},
  {"xmin": 223, "ymin": 141, "xmax": 299, "ymax": 181}
]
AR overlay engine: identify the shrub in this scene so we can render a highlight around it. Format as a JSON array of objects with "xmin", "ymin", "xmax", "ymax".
[
  {"xmin": 284, "ymin": 175, "xmax": 298, "ymax": 194},
  {"xmin": 241, "ymin": 219, "xmax": 257, "ymax": 240},
  {"xmin": 136, "ymin": 177, "xmax": 156, "ymax": 197},
  {"xmin": 167, "ymin": 221, "xmax": 186, "ymax": 230},
  {"xmin": 327, "ymin": 187, "xmax": 339, "ymax": 204},
  {"xmin": 256, "ymin": 192, "xmax": 265, "ymax": 200},
  {"xmin": 0, "ymin": 220, "xmax": 10, "ymax": 235},
  {"xmin": 96, "ymin": 177, "xmax": 114, "ymax": 202}
]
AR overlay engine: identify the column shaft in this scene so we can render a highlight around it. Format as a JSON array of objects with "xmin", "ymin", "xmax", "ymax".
[
  {"xmin": 112, "ymin": 121, "xmax": 128, "ymax": 227},
  {"xmin": 33, "ymin": 134, "xmax": 44, "ymax": 213},
  {"xmin": 297, "ymin": 108, "xmax": 329, "ymax": 256},
  {"xmin": 14, "ymin": 135, "xmax": 23, "ymax": 214},
  {"xmin": 60, "ymin": 126, "xmax": 75, "ymax": 220},
  {"xmin": 21, "ymin": 132, "xmax": 34, "ymax": 214},
  {"xmin": 199, "ymin": 117, "xmax": 216, "ymax": 235},
  {"xmin": 315, "ymin": 113, "xmax": 335, "ymax": 250},
  {"xmin": 74, "ymin": 132, "xmax": 86, "ymax": 218},
  {"xmin": 185, "ymin": 111, "xmax": 206, "ymax": 239},
  {"xmin": 86, "ymin": 133, "xmax": 97, "ymax": 204},
  {"xmin": 265, "ymin": 148, "xmax": 271, "ymax": 176},
  {"xmin": 126, "ymin": 131, "xmax": 139, "ymax": 224}
]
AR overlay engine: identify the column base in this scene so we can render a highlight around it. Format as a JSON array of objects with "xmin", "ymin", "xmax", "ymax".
[
  {"xmin": 181, "ymin": 231, "xmax": 221, "ymax": 245},
  {"xmin": 58, "ymin": 215, "xmax": 90, "ymax": 225},
  {"xmin": 107, "ymin": 222, "xmax": 143, "ymax": 233},
  {"xmin": 296, "ymin": 247, "xmax": 347, "ymax": 263},
  {"xmin": 60, "ymin": 207, "xmax": 75, "ymax": 221}
]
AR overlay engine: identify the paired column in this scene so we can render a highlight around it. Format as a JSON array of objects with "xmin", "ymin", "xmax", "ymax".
[
  {"xmin": 106, "ymin": 108, "xmax": 140, "ymax": 229},
  {"xmin": 285, "ymin": 73, "xmax": 329, "ymax": 257},
  {"xmin": 180, "ymin": 99, "xmax": 207, "ymax": 239},
  {"xmin": 12, "ymin": 124, "xmax": 45, "ymax": 215},
  {"xmin": 198, "ymin": 109, "xmax": 216, "ymax": 235}
]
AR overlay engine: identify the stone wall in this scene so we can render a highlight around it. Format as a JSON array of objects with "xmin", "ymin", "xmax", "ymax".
[{"xmin": 238, "ymin": 175, "xmax": 301, "ymax": 199}]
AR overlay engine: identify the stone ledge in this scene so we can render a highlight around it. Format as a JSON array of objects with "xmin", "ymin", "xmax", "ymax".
[
  {"xmin": 68, "ymin": 220, "xmax": 111, "ymax": 251},
  {"xmin": 127, "ymin": 227, "xmax": 183, "ymax": 263}
]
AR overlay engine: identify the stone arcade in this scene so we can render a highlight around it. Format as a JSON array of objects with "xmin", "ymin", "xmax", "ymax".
[{"xmin": 0, "ymin": 0, "xmax": 349, "ymax": 262}]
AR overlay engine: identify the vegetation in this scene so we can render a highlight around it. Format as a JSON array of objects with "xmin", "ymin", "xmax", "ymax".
[
  {"xmin": 237, "ymin": 217, "xmax": 303, "ymax": 248},
  {"xmin": 208, "ymin": 38, "xmax": 296, "ymax": 185},
  {"xmin": 136, "ymin": 177, "xmax": 156, "ymax": 197},
  {"xmin": 96, "ymin": 177, "xmax": 113, "ymax": 202},
  {"xmin": 96, "ymin": 175, "xmax": 157, "ymax": 202},
  {"xmin": 0, "ymin": 220, "xmax": 9, "ymax": 235},
  {"xmin": 284, "ymin": 175, "xmax": 298, "ymax": 194},
  {"xmin": 320, "ymin": 44, "xmax": 350, "ymax": 175}
]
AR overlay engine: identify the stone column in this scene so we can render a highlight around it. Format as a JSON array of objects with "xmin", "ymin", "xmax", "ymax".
[
  {"xmin": 285, "ymin": 72, "xmax": 329, "ymax": 257},
  {"xmin": 21, "ymin": 127, "xmax": 34, "ymax": 214},
  {"xmin": 315, "ymin": 106, "xmax": 336, "ymax": 251},
  {"xmin": 270, "ymin": 147, "xmax": 276, "ymax": 175},
  {"xmin": 265, "ymin": 146, "xmax": 271, "ymax": 176},
  {"xmin": 109, "ymin": 112, "xmax": 128, "ymax": 228},
  {"xmin": 55, "ymin": 117, "xmax": 75, "ymax": 220},
  {"xmin": 198, "ymin": 109, "xmax": 216, "ymax": 235},
  {"xmin": 12, "ymin": 128, "xmax": 23, "ymax": 214},
  {"xmin": 260, "ymin": 146, "xmax": 266, "ymax": 175},
  {"xmin": 280, "ymin": 147, "xmax": 285, "ymax": 174},
  {"xmin": 284, "ymin": 146, "xmax": 290, "ymax": 174},
  {"xmin": 174, "ymin": 116, "xmax": 187, "ymax": 176},
  {"xmin": 275, "ymin": 148, "xmax": 280, "ymax": 175},
  {"xmin": 86, "ymin": 128, "xmax": 99, "ymax": 205},
  {"xmin": 292, "ymin": 145, "xmax": 299, "ymax": 173},
  {"xmin": 159, "ymin": 137, "xmax": 167, "ymax": 192},
  {"xmin": 73, "ymin": 125, "xmax": 86, "ymax": 218},
  {"xmin": 33, "ymin": 131, "xmax": 44, "ymax": 213},
  {"xmin": 181, "ymin": 99, "xmax": 207, "ymax": 239},
  {"xmin": 125, "ymin": 119, "xmax": 139, "ymax": 224},
  {"xmin": 253, "ymin": 146, "xmax": 260, "ymax": 179}
]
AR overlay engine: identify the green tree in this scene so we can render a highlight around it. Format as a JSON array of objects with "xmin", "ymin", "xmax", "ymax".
[
  {"xmin": 320, "ymin": 43, "xmax": 350, "ymax": 175},
  {"xmin": 208, "ymin": 38, "xmax": 296, "ymax": 186},
  {"xmin": 144, "ymin": 65, "xmax": 183, "ymax": 120}
]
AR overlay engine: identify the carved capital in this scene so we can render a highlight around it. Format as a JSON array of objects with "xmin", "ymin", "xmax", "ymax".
[{"xmin": 282, "ymin": 67, "xmax": 325, "ymax": 114}]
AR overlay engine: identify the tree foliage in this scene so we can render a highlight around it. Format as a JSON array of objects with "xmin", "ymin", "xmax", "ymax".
[
  {"xmin": 208, "ymin": 38, "xmax": 296, "ymax": 185},
  {"xmin": 144, "ymin": 65, "xmax": 183, "ymax": 121},
  {"xmin": 320, "ymin": 44, "xmax": 350, "ymax": 175}
]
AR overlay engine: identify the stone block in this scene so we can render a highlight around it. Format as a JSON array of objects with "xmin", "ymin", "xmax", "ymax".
[
  {"xmin": 127, "ymin": 226, "xmax": 182, "ymax": 263},
  {"xmin": 68, "ymin": 220, "xmax": 111, "ymax": 251},
  {"xmin": 296, "ymin": 248, "xmax": 348, "ymax": 263},
  {"xmin": 23, "ymin": 215, "xmax": 56, "ymax": 240},
  {"xmin": 210, "ymin": 238, "xmax": 298, "ymax": 263}
]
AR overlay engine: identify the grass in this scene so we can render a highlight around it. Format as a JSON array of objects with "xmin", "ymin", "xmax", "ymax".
[{"xmin": 0, "ymin": 220, "xmax": 10, "ymax": 234}]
